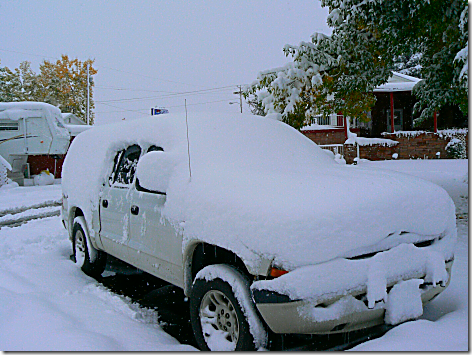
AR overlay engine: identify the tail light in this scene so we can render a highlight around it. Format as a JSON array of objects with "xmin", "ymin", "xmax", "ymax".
[{"xmin": 269, "ymin": 267, "xmax": 288, "ymax": 278}]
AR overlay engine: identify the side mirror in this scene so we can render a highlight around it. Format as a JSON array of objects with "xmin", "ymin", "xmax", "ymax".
[{"xmin": 136, "ymin": 151, "xmax": 177, "ymax": 194}]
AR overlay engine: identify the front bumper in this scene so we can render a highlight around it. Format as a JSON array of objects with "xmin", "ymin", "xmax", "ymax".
[{"xmin": 253, "ymin": 259, "xmax": 453, "ymax": 334}]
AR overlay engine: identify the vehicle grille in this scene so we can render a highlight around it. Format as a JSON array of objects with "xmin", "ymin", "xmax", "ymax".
[{"xmin": 347, "ymin": 237, "xmax": 436, "ymax": 261}]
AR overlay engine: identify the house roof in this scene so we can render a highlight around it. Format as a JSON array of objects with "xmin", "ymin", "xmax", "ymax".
[
  {"xmin": 373, "ymin": 72, "xmax": 422, "ymax": 93},
  {"xmin": 61, "ymin": 113, "xmax": 86, "ymax": 125},
  {"xmin": 64, "ymin": 124, "xmax": 92, "ymax": 137}
]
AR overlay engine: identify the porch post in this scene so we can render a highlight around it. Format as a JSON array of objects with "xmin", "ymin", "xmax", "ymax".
[
  {"xmin": 343, "ymin": 114, "xmax": 348, "ymax": 139},
  {"xmin": 434, "ymin": 111, "xmax": 438, "ymax": 133},
  {"xmin": 390, "ymin": 92, "xmax": 394, "ymax": 133}
]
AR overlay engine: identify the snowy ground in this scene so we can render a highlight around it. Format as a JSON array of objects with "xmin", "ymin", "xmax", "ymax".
[{"xmin": 0, "ymin": 159, "xmax": 468, "ymax": 351}]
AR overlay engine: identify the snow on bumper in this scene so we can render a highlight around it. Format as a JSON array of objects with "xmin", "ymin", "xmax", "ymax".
[{"xmin": 251, "ymin": 235, "xmax": 455, "ymax": 334}]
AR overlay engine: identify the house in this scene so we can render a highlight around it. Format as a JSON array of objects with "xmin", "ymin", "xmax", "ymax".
[
  {"xmin": 364, "ymin": 72, "xmax": 422, "ymax": 136},
  {"xmin": 301, "ymin": 73, "xmax": 468, "ymax": 162},
  {"xmin": 62, "ymin": 113, "xmax": 86, "ymax": 125}
]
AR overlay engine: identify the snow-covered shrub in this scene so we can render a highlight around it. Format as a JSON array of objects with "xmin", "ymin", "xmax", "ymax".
[
  {"xmin": 446, "ymin": 138, "xmax": 467, "ymax": 159},
  {"xmin": 33, "ymin": 170, "xmax": 55, "ymax": 186}
]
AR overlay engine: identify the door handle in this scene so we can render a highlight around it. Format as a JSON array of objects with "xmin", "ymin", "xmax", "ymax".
[
  {"xmin": 102, "ymin": 199, "xmax": 108, "ymax": 208},
  {"xmin": 131, "ymin": 205, "xmax": 139, "ymax": 215}
]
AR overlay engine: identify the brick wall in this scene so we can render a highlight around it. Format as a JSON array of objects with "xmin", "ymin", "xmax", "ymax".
[
  {"xmin": 382, "ymin": 131, "xmax": 468, "ymax": 160},
  {"xmin": 302, "ymin": 128, "xmax": 360, "ymax": 145},
  {"xmin": 344, "ymin": 144, "xmax": 398, "ymax": 164},
  {"xmin": 344, "ymin": 131, "xmax": 468, "ymax": 164}
]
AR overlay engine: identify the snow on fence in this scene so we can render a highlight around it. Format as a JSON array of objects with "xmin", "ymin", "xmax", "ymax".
[
  {"xmin": 305, "ymin": 128, "xmax": 468, "ymax": 164},
  {"xmin": 318, "ymin": 144, "xmax": 344, "ymax": 156}
]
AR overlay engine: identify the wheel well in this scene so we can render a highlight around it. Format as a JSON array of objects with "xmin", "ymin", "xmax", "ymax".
[
  {"xmin": 73, "ymin": 208, "xmax": 84, "ymax": 218},
  {"xmin": 69, "ymin": 207, "xmax": 84, "ymax": 232},
  {"xmin": 190, "ymin": 243, "xmax": 251, "ymax": 283}
]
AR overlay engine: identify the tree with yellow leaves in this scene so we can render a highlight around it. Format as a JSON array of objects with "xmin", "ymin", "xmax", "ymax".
[{"xmin": 37, "ymin": 55, "xmax": 97, "ymax": 124}]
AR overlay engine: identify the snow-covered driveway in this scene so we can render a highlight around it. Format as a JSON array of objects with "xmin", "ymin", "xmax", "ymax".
[{"xmin": 0, "ymin": 159, "xmax": 468, "ymax": 351}]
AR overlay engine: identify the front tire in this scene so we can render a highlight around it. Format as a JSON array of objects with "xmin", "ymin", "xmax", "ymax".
[
  {"xmin": 72, "ymin": 216, "xmax": 106, "ymax": 277},
  {"xmin": 189, "ymin": 264, "xmax": 267, "ymax": 351}
]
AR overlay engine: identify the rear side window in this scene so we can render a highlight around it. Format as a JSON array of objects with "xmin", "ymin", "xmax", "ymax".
[
  {"xmin": 147, "ymin": 145, "xmax": 164, "ymax": 153},
  {"xmin": 112, "ymin": 145, "xmax": 141, "ymax": 185}
]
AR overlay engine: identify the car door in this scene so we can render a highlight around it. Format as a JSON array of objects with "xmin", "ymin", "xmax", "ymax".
[
  {"xmin": 99, "ymin": 144, "xmax": 141, "ymax": 263},
  {"xmin": 127, "ymin": 146, "xmax": 184, "ymax": 287}
]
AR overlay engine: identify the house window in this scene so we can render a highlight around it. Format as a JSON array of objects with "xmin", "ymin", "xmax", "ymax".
[
  {"xmin": 0, "ymin": 121, "xmax": 19, "ymax": 131},
  {"xmin": 386, "ymin": 109, "xmax": 403, "ymax": 132},
  {"xmin": 316, "ymin": 115, "xmax": 331, "ymax": 125}
]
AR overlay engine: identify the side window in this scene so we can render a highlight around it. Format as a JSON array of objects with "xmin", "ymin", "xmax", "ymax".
[
  {"xmin": 109, "ymin": 150, "xmax": 124, "ymax": 184},
  {"xmin": 113, "ymin": 145, "xmax": 141, "ymax": 185},
  {"xmin": 147, "ymin": 145, "xmax": 164, "ymax": 153}
]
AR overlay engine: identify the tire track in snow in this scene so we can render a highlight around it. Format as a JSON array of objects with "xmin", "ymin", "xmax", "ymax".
[
  {"xmin": 0, "ymin": 205, "xmax": 61, "ymax": 229},
  {"xmin": 0, "ymin": 200, "xmax": 61, "ymax": 217}
]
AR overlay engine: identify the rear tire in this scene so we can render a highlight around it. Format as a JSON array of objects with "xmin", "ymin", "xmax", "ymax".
[{"xmin": 72, "ymin": 216, "xmax": 106, "ymax": 277}]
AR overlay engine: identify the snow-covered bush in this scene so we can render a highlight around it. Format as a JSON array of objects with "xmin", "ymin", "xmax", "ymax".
[
  {"xmin": 446, "ymin": 138, "xmax": 467, "ymax": 159},
  {"xmin": 33, "ymin": 170, "xmax": 55, "ymax": 186}
]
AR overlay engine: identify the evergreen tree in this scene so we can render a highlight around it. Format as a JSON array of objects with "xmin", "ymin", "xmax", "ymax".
[
  {"xmin": 0, "ymin": 63, "xmax": 23, "ymax": 102},
  {"xmin": 393, "ymin": 52, "xmax": 423, "ymax": 79},
  {"xmin": 18, "ymin": 61, "xmax": 41, "ymax": 101}
]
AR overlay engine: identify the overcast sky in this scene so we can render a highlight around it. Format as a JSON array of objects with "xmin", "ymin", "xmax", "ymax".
[{"xmin": 0, "ymin": 0, "xmax": 330, "ymax": 125}]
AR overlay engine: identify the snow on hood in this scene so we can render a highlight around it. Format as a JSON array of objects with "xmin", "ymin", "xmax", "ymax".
[{"xmin": 62, "ymin": 112, "xmax": 456, "ymax": 270}]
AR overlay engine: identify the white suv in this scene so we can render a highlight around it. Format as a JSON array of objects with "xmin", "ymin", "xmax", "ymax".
[{"xmin": 61, "ymin": 112, "xmax": 456, "ymax": 351}]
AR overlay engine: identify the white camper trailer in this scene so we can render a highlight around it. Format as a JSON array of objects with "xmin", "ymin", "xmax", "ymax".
[{"xmin": 0, "ymin": 102, "xmax": 71, "ymax": 182}]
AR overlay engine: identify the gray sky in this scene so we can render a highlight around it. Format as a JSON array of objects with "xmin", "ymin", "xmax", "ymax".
[{"xmin": 0, "ymin": 0, "xmax": 330, "ymax": 125}]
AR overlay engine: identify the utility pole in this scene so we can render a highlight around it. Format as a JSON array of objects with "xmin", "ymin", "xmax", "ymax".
[
  {"xmin": 86, "ymin": 63, "xmax": 90, "ymax": 125},
  {"xmin": 233, "ymin": 85, "xmax": 243, "ymax": 113}
]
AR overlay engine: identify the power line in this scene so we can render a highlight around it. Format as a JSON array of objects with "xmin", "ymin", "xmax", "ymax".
[
  {"xmin": 0, "ymin": 48, "xmax": 249, "ymax": 114},
  {"xmin": 97, "ymin": 65, "xmax": 201, "ymax": 87},
  {"xmin": 94, "ymin": 85, "xmax": 178, "ymax": 94},
  {"xmin": 95, "ymin": 85, "xmax": 240, "ymax": 104},
  {"xmin": 0, "ymin": 48, "xmax": 200, "ymax": 89},
  {"xmin": 0, "ymin": 48, "xmax": 56, "ymax": 60},
  {"xmin": 99, "ymin": 102, "xmax": 148, "ymax": 114},
  {"xmin": 94, "ymin": 85, "xmax": 240, "ymax": 97},
  {"xmin": 97, "ymin": 98, "xmax": 236, "ymax": 114},
  {"xmin": 166, "ymin": 98, "xmax": 236, "ymax": 108}
]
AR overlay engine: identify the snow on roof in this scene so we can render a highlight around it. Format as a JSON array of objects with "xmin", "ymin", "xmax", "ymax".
[
  {"xmin": 0, "ymin": 102, "xmax": 62, "ymax": 120},
  {"xmin": 64, "ymin": 124, "xmax": 92, "ymax": 136},
  {"xmin": 258, "ymin": 64, "xmax": 422, "ymax": 93},
  {"xmin": 0, "ymin": 102, "xmax": 70, "ymax": 143},
  {"xmin": 374, "ymin": 72, "xmax": 422, "ymax": 93},
  {"xmin": 300, "ymin": 123, "xmax": 339, "ymax": 131},
  {"xmin": 62, "ymin": 113, "xmax": 86, "ymax": 125}
]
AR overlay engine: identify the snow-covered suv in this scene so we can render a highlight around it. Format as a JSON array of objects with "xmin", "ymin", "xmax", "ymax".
[{"xmin": 61, "ymin": 112, "xmax": 456, "ymax": 351}]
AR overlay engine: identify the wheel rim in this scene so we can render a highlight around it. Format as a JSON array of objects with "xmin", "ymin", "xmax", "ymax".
[
  {"xmin": 200, "ymin": 289, "xmax": 239, "ymax": 350},
  {"xmin": 74, "ymin": 229, "xmax": 86, "ymax": 266}
]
